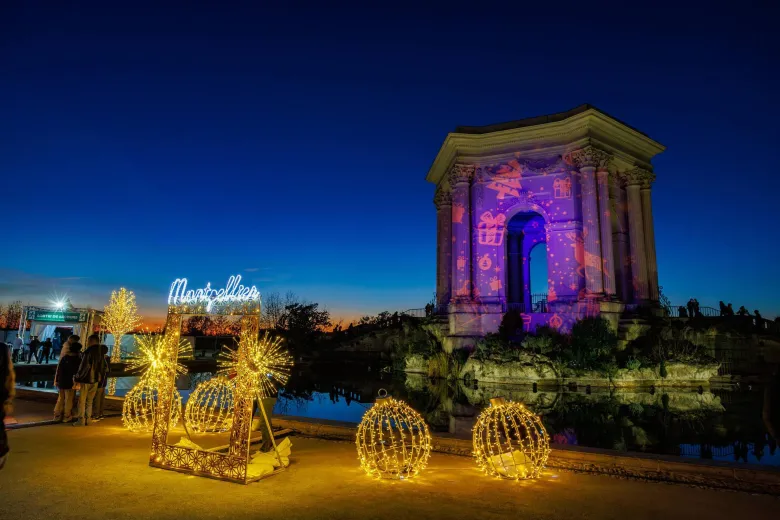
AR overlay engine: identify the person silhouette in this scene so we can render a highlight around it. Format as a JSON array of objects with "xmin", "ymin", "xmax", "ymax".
[
  {"xmin": 678, "ymin": 306, "xmax": 688, "ymax": 318},
  {"xmin": 726, "ymin": 303, "xmax": 735, "ymax": 316},
  {"xmin": 738, "ymin": 305, "xmax": 748, "ymax": 316},
  {"xmin": 719, "ymin": 301, "xmax": 727, "ymax": 316}
]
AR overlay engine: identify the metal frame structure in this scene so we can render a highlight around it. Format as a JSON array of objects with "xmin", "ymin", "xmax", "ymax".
[{"xmin": 148, "ymin": 301, "xmax": 284, "ymax": 484}]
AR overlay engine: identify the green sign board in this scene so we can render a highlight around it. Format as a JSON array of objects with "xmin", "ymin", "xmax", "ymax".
[{"xmin": 26, "ymin": 310, "xmax": 88, "ymax": 323}]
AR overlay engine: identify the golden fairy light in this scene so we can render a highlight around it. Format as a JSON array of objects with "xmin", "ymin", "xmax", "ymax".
[
  {"xmin": 122, "ymin": 333, "xmax": 191, "ymax": 432},
  {"xmin": 355, "ymin": 394, "xmax": 432, "ymax": 479},
  {"xmin": 123, "ymin": 374, "xmax": 183, "ymax": 432},
  {"xmin": 126, "ymin": 334, "xmax": 192, "ymax": 385},
  {"xmin": 103, "ymin": 287, "xmax": 142, "ymax": 395},
  {"xmin": 218, "ymin": 330, "xmax": 292, "ymax": 402},
  {"xmin": 184, "ymin": 375, "xmax": 236, "ymax": 433},
  {"xmin": 472, "ymin": 397, "xmax": 551, "ymax": 479}
]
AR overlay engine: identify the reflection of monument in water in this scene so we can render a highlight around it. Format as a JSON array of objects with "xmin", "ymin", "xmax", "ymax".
[
  {"xmin": 402, "ymin": 373, "xmax": 742, "ymax": 457},
  {"xmin": 427, "ymin": 105, "xmax": 665, "ymax": 344}
]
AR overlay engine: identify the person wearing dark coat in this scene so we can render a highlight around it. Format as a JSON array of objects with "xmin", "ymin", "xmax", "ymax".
[
  {"xmin": 27, "ymin": 336, "xmax": 41, "ymax": 364},
  {"xmin": 41, "ymin": 338, "xmax": 53, "ymax": 364},
  {"xmin": 0, "ymin": 342, "xmax": 15, "ymax": 470},
  {"xmin": 53, "ymin": 343, "xmax": 82, "ymax": 422},
  {"xmin": 91, "ymin": 345, "xmax": 110, "ymax": 421},
  {"xmin": 73, "ymin": 334, "xmax": 107, "ymax": 426}
]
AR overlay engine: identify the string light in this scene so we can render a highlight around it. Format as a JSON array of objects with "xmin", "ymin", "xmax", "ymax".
[
  {"xmin": 122, "ymin": 333, "xmax": 191, "ymax": 432},
  {"xmin": 126, "ymin": 333, "xmax": 192, "ymax": 385},
  {"xmin": 103, "ymin": 287, "xmax": 142, "ymax": 395},
  {"xmin": 184, "ymin": 375, "xmax": 236, "ymax": 433},
  {"xmin": 218, "ymin": 330, "xmax": 292, "ymax": 402},
  {"xmin": 123, "ymin": 374, "xmax": 183, "ymax": 432},
  {"xmin": 472, "ymin": 397, "xmax": 551, "ymax": 479},
  {"xmin": 356, "ymin": 394, "xmax": 431, "ymax": 479}
]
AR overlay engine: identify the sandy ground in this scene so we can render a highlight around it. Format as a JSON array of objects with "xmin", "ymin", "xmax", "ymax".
[{"xmin": 0, "ymin": 401, "xmax": 777, "ymax": 520}]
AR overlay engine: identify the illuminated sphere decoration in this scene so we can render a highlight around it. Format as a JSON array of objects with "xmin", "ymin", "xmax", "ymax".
[
  {"xmin": 355, "ymin": 393, "xmax": 431, "ymax": 479},
  {"xmin": 122, "ymin": 376, "xmax": 183, "ymax": 432},
  {"xmin": 472, "ymin": 397, "xmax": 551, "ymax": 479},
  {"xmin": 184, "ymin": 375, "xmax": 236, "ymax": 433}
]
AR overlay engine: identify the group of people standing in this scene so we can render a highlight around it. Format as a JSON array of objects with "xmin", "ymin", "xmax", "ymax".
[
  {"xmin": 10, "ymin": 333, "xmax": 62, "ymax": 364},
  {"xmin": 53, "ymin": 334, "xmax": 110, "ymax": 426},
  {"xmin": 677, "ymin": 299, "xmax": 768, "ymax": 327},
  {"xmin": 0, "ymin": 333, "xmax": 110, "ymax": 471}
]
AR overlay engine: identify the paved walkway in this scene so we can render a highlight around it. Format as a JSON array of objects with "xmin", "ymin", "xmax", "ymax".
[{"xmin": 1, "ymin": 399, "xmax": 777, "ymax": 520}]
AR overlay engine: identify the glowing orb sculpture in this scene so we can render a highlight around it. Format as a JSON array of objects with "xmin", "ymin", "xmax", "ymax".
[
  {"xmin": 355, "ymin": 394, "xmax": 431, "ymax": 479},
  {"xmin": 185, "ymin": 375, "xmax": 236, "ymax": 433},
  {"xmin": 123, "ymin": 376, "xmax": 182, "ymax": 432},
  {"xmin": 473, "ymin": 397, "xmax": 551, "ymax": 479}
]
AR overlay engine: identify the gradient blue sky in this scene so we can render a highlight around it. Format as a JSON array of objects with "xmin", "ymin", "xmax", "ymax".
[{"xmin": 1, "ymin": 2, "xmax": 778, "ymax": 323}]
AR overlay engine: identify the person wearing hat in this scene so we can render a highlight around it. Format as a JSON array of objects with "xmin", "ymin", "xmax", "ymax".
[{"xmin": 53, "ymin": 342, "xmax": 82, "ymax": 422}]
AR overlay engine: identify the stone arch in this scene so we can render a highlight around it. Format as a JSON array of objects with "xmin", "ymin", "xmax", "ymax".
[{"xmin": 502, "ymin": 196, "xmax": 550, "ymax": 313}]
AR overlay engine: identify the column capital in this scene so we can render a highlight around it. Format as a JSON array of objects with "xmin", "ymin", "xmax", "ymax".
[
  {"xmin": 620, "ymin": 167, "xmax": 655, "ymax": 188},
  {"xmin": 563, "ymin": 146, "xmax": 612, "ymax": 170},
  {"xmin": 433, "ymin": 186, "xmax": 452, "ymax": 208},
  {"xmin": 448, "ymin": 163, "xmax": 475, "ymax": 185}
]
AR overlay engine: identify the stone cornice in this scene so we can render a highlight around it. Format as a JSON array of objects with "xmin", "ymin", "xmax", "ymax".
[
  {"xmin": 426, "ymin": 106, "xmax": 665, "ymax": 186},
  {"xmin": 563, "ymin": 146, "xmax": 612, "ymax": 170},
  {"xmin": 620, "ymin": 167, "xmax": 655, "ymax": 187},
  {"xmin": 448, "ymin": 163, "xmax": 475, "ymax": 185},
  {"xmin": 433, "ymin": 186, "xmax": 452, "ymax": 208}
]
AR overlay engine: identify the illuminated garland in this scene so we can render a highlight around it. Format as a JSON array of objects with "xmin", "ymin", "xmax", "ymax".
[
  {"xmin": 123, "ymin": 374, "xmax": 182, "ymax": 432},
  {"xmin": 356, "ymin": 396, "xmax": 431, "ymax": 479},
  {"xmin": 217, "ymin": 330, "xmax": 292, "ymax": 402},
  {"xmin": 184, "ymin": 375, "xmax": 236, "ymax": 433},
  {"xmin": 472, "ymin": 398, "xmax": 550, "ymax": 479}
]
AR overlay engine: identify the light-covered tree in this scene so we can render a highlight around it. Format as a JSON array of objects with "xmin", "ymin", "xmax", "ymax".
[
  {"xmin": 0, "ymin": 301, "xmax": 23, "ymax": 330},
  {"xmin": 103, "ymin": 288, "xmax": 142, "ymax": 395}
]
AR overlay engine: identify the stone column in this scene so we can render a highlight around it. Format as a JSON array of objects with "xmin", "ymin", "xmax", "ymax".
[
  {"xmin": 545, "ymin": 220, "xmax": 584, "ymax": 303},
  {"xmin": 610, "ymin": 175, "xmax": 632, "ymax": 302},
  {"xmin": 507, "ymin": 232, "xmax": 522, "ymax": 307},
  {"xmin": 450, "ymin": 164, "xmax": 474, "ymax": 302},
  {"xmin": 596, "ymin": 168, "xmax": 616, "ymax": 297},
  {"xmin": 640, "ymin": 173, "xmax": 659, "ymax": 301},
  {"xmin": 434, "ymin": 186, "xmax": 452, "ymax": 309},
  {"xmin": 564, "ymin": 146, "xmax": 611, "ymax": 297},
  {"xmin": 621, "ymin": 168, "xmax": 650, "ymax": 301}
]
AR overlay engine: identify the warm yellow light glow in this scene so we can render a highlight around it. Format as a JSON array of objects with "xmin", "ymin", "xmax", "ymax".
[
  {"xmin": 184, "ymin": 375, "xmax": 236, "ymax": 433},
  {"xmin": 127, "ymin": 333, "xmax": 192, "ymax": 385},
  {"xmin": 123, "ymin": 375, "xmax": 183, "ymax": 432},
  {"xmin": 218, "ymin": 330, "xmax": 292, "ymax": 402},
  {"xmin": 103, "ymin": 287, "xmax": 142, "ymax": 395},
  {"xmin": 472, "ymin": 398, "xmax": 551, "ymax": 479},
  {"xmin": 122, "ymin": 333, "xmax": 191, "ymax": 432},
  {"xmin": 356, "ymin": 396, "xmax": 431, "ymax": 479}
]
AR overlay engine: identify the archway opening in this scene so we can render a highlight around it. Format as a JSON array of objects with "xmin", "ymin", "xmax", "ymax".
[{"xmin": 506, "ymin": 211, "xmax": 547, "ymax": 312}]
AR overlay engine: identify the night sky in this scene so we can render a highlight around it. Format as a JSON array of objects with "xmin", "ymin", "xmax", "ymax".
[{"xmin": 2, "ymin": 3, "xmax": 778, "ymax": 323}]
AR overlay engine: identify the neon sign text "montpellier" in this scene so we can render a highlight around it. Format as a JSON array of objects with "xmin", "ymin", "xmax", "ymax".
[{"xmin": 168, "ymin": 275, "xmax": 261, "ymax": 311}]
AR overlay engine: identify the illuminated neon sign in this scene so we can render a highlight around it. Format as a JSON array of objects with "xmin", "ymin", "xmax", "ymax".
[{"xmin": 168, "ymin": 275, "xmax": 261, "ymax": 311}]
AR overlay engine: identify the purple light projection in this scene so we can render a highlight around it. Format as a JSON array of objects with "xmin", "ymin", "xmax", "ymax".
[{"xmin": 435, "ymin": 149, "xmax": 659, "ymax": 337}]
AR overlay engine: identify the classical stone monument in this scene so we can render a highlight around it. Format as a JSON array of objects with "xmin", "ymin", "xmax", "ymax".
[{"xmin": 427, "ymin": 105, "xmax": 664, "ymax": 344}]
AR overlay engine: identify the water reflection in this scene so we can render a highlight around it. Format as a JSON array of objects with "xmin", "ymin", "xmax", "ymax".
[
  {"xmin": 17, "ymin": 365, "xmax": 780, "ymax": 467},
  {"xmin": 274, "ymin": 368, "xmax": 780, "ymax": 467}
]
